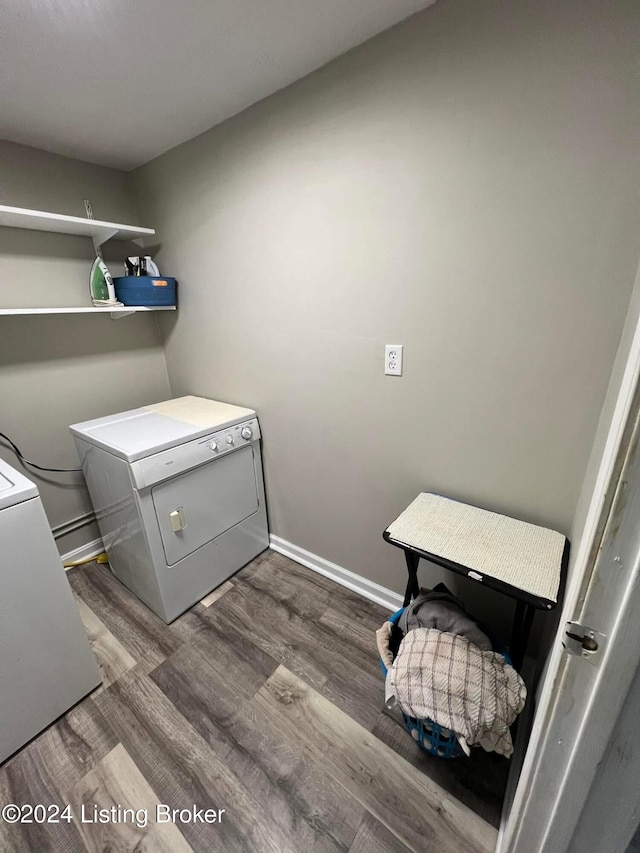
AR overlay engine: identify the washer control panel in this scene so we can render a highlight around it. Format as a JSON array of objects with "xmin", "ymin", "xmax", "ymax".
[{"xmin": 131, "ymin": 418, "xmax": 260, "ymax": 489}]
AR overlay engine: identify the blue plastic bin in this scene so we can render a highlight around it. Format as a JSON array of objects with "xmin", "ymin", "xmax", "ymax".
[{"xmin": 113, "ymin": 276, "xmax": 177, "ymax": 307}]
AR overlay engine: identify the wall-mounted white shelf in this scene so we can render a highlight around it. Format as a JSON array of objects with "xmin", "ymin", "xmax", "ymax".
[
  {"xmin": 0, "ymin": 204, "xmax": 169, "ymax": 320},
  {"xmin": 0, "ymin": 306, "xmax": 176, "ymax": 321},
  {"xmin": 0, "ymin": 205, "xmax": 155, "ymax": 247}
]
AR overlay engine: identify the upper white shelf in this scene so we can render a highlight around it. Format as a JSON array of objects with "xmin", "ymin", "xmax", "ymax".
[{"xmin": 0, "ymin": 204, "xmax": 155, "ymax": 247}]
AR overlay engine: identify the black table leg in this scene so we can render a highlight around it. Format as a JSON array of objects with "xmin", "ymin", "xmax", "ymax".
[
  {"xmin": 510, "ymin": 600, "xmax": 535, "ymax": 671},
  {"xmin": 403, "ymin": 550, "xmax": 421, "ymax": 606}
]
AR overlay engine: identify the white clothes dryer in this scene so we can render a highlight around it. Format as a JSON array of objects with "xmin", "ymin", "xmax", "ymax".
[{"xmin": 71, "ymin": 396, "xmax": 269, "ymax": 622}]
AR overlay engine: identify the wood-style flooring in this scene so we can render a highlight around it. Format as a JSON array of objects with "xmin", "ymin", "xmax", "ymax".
[{"xmin": 0, "ymin": 549, "xmax": 508, "ymax": 852}]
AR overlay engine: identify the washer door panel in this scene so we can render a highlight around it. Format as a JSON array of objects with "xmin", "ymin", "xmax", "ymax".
[{"xmin": 151, "ymin": 446, "xmax": 259, "ymax": 566}]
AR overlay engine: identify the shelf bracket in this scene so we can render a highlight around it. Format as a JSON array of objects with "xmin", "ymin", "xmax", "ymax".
[
  {"xmin": 84, "ymin": 199, "xmax": 118, "ymax": 251},
  {"xmin": 84, "ymin": 199, "xmax": 99, "ymax": 257},
  {"xmin": 94, "ymin": 228, "xmax": 118, "ymax": 249},
  {"xmin": 86, "ymin": 199, "xmax": 124, "ymax": 314}
]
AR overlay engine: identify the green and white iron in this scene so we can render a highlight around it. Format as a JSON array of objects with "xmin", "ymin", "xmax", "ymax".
[{"xmin": 89, "ymin": 257, "xmax": 122, "ymax": 307}]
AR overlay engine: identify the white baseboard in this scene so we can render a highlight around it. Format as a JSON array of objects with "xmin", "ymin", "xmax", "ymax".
[
  {"xmin": 59, "ymin": 532, "xmax": 404, "ymax": 611},
  {"xmin": 269, "ymin": 534, "xmax": 403, "ymax": 612},
  {"xmin": 60, "ymin": 537, "xmax": 105, "ymax": 570}
]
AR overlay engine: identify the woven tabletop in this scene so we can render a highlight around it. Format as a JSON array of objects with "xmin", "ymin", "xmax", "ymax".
[{"xmin": 385, "ymin": 493, "xmax": 565, "ymax": 604}]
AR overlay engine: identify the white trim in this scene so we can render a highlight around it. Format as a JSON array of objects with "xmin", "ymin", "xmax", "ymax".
[
  {"xmin": 60, "ymin": 537, "xmax": 104, "ymax": 570},
  {"xmin": 269, "ymin": 534, "xmax": 404, "ymax": 612}
]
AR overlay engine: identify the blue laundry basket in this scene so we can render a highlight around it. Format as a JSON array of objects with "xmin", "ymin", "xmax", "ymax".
[{"xmin": 379, "ymin": 607, "xmax": 510, "ymax": 759}]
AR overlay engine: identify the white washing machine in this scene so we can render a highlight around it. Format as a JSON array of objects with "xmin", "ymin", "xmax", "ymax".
[
  {"xmin": 70, "ymin": 396, "xmax": 269, "ymax": 622},
  {"xmin": 0, "ymin": 459, "xmax": 100, "ymax": 764}
]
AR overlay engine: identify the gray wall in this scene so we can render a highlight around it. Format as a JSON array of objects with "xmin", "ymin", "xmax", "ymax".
[
  {"xmin": 0, "ymin": 142, "xmax": 171, "ymax": 555},
  {"xmin": 132, "ymin": 0, "xmax": 640, "ymax": 633}
]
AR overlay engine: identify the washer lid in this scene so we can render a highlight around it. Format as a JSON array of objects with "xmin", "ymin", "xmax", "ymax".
[
  {"xmin": 69, "ymin": 396, "xmax": 256, "ymax": 462},
  {"xmin": 0, "ymin": 458, "xmax": 39, "ymax": 510}
]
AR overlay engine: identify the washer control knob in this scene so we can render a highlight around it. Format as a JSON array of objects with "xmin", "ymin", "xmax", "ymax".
[
  {"xmin": 225, "ymin": 435, "xmax": 234, "ymax": 445},
  {"xmin": 208, "ymin": 441, "xmax": 218, "ymax": 452},
  {"xmin": 241, "ymin": 427, "xmax": 253, "ymax": 441}
]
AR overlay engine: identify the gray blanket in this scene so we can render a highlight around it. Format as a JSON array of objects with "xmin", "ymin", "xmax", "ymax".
[{"xmin": 398, "ymin": 588, "xmax": 492, "ymax": 652}]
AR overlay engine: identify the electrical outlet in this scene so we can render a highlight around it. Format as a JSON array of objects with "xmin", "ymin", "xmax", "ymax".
[{"xmin": 385, "ymin": 344, "xmax": 403, "ymax": 376}]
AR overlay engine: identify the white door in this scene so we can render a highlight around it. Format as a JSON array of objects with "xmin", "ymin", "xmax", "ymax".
[{"xmin": 501, "ymin": 265, "xmax": 640, "ymax": 853}]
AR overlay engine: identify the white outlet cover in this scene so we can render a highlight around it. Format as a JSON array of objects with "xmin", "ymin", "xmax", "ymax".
[{"xmin": 385, "ymin": 344, "xmax": 403, "ymax": 376}]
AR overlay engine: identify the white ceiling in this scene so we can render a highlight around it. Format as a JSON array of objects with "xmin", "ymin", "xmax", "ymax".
[{"xmin": 2, "ymin": 0, "xmax": 435, "ymax": 171}]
